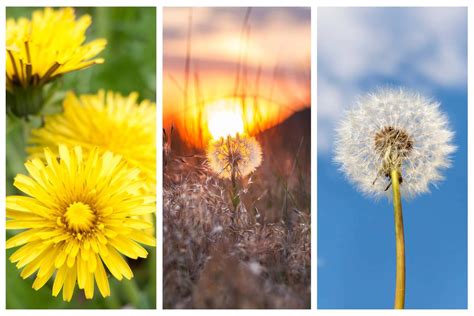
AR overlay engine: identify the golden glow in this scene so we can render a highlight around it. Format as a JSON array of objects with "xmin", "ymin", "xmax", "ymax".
[
  {"xmin": 163, "ymin": 8, "xmax": 311, "ymax": 148},
  {"xmin": 170, "ymin": 96, "xmax": 291, "ymax": 147},
  {"xmin": 206, "ymin": 100, "xmax": 245, "ymax": 139}
]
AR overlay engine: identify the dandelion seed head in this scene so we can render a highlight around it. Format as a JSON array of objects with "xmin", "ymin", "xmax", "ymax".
[
  {"xmin": 374, "ymin": 126, "xmax": 414, "ymax": 175},
  {"xmin": 334, "ymin": 87, "xmax": 456, "ymax": 199},
  {"xmin": 6, "ymin": 145, "xmax": 156, "ymax": 301},
  {"xmin": 207, "ymin": 135, "xmax": 262, "ymax": 179}
]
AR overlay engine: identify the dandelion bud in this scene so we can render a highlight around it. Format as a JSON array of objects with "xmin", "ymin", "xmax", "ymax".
[
  {"xmin": 7, "ymin": 84, "xmax": 45, "ymax": 118},
  {"xmin": 6, "ymin": 8, "xmax": 106, "ymax": 117}
]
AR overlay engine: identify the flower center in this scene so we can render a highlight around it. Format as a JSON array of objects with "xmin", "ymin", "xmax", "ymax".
[
  {"xmin": 64, "ymin": 202, "xmax": 96, "ymax": 232},
  {"xmin": 374, "ymin": 126, "xmax": 413, "ymax": 171}
]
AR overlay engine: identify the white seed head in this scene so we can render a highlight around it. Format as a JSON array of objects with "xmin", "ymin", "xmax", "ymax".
[
  {"xmin": 334, "ymin": 87, "xmax": 456, "ymax": 199},
  {"xmin": 207, "ymin": 134, "xmax": 263, "ymax": 179}
]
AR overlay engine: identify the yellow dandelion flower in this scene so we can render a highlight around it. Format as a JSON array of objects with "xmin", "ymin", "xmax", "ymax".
[
  {"xmin": 29, "ymin": 90, "xmax": 156, "ymax": 194},
  {"xmin": 6, "ymin": 7, "xmax": 106, "ymax": 116},
  {"xmin": 207, "ymin": 134, "xmax": 262, "ymax": 179},
  {"xmin": 6, "ymin": 145, "xmax": 156, "ymax": 301}
]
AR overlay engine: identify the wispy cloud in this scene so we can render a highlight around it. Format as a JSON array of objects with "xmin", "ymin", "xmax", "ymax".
[
  {"xmin": 318, "ymin": 7, "xmax": 467, "ymax": 154},
  {"xmin": 164, "ymin": 7, "xmax": 310, "ymax": 69}
]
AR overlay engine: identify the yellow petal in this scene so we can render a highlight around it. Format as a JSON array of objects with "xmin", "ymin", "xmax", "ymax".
[
  {"xmin": 52, "ymin": 264, "xmax": 67, "ymax": 297},
  {"xmin": 55, "ymin": 249, "xmax": 68, "ymax": 268},
  {"xmin": 130, "ymin": 229, "xmax": 156, "ymax": 247},
  {"xmin": 20, "ymin": 255, "xmax": 44, "ymax": 279},
  {"xmin": 63, "ymin": 265, "xmax": 77, "ymax": 302},
  {"xmin": 84, "ymin": 272, "xmax": 94, "ymax": 299},
  {"xmin": 87, "ymin": 252, "xmax": 97, "ymax": 273},
  {"xmin": 6, "ymin": 229, "xmax": 41, "ymax": 248},
  {"xmin": 67, "ymin": 253, "xmax": 75, "ymax": 268},
  {"xmin": 94, "ymin": 255, "xmax": 110, "ymax": 297},
  {"xmin": 37, "ymin": 246, "xmax": 58, "ymax": 278},
  {"xmin": 76, "ymin": 257, "xmax": 88, "ymax": 289},
  {"xmin": 33, "ymin": 264, "xmax": 55, "ymax": 290},
  {"xmin": 109, "ymin": 236, "xmax": 148, "ymax": 259},
  {"xmin": 107, "ymin": 247, "xmax": 133, "ymax": 280}
]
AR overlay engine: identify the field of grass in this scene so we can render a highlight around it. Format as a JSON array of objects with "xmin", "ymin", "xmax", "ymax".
[{"xmin": 163, "ymin": 109, "xmax": 311, "ymax": 308}]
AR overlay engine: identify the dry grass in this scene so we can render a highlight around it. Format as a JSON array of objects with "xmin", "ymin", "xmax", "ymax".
[{"xmin": 163, "ymin": 119, "xmax": 310, "ymax": 309}]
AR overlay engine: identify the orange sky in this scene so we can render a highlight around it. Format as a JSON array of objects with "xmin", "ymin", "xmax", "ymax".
[{"xmin": 163, "ymin": 7, "xmax": 311, "ymax": 147}]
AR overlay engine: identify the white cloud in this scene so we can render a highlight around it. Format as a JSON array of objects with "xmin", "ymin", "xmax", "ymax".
[
  {"xmin": 318, "ymin": 9, "xmax": 395, "ymax": 82},
  {"xmin": 317, "ymin": 77, "xmax": 358, "ymax": 154},
  {"xmin": 318, "ymin": 7, "xmax": 467, "ymax": 154},
  {"xmin": 318, "ymin": 77, "xmax": 346, "ymax": 120},
  {"xmin": 164, "ymin": 8, "xmax": 310, "ymax": 70}
]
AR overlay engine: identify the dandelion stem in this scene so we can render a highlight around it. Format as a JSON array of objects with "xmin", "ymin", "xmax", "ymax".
[
  {"xmin": 21, "ymin": 118, "xmax": 31, "ymax": 148},
  {"xmin": 390, "ymin": 168, "xmax": 405, "ymax": 309},
  {"xmin": 122, "ymin": 278, "xmax": 143, "ymax": 308},
  {"xmin": 227, "ymin": 135, "xmax": 241, "ymax": 215},
  {"xmin": 230, "ymin": 166, "xmax": 240, "ymax": 213}
]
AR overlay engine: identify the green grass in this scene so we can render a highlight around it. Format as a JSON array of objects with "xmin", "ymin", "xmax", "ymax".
[{"xmin": 5, "ymin": 7, "xmax": 156, "ymax": 309}]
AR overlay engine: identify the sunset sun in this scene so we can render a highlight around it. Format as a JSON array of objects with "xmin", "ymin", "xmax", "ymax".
[{"xmin": 206, "ymin": 99, "xmax": 245, "ymax": 139}]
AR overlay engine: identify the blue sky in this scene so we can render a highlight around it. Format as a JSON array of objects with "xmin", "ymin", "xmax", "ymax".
[{"xmin": 317, "ymin": 7, "xmax": 467, "ymax": 309}]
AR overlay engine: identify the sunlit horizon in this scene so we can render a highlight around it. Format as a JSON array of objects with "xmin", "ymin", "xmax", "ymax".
[
  {"xmin": 163, "ymin": 7, "xmax": 310, "ymax": 148},
  {"xmin": 206, "ymin": 99, "xmax": 244, "ymax": 139}
]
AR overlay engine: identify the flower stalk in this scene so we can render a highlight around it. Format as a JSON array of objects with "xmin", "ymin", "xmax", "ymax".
[
  {"xmin": 7, "ymin": 85, "xmax": 44, "ymax": 118},
  {"xmin": 335, "ymin": 88, "xmax": 455, "ymax": 309},
  {"xmin": 390, "ymin": 168, "xmax": 405, "ymax": 309},
  {"xmin": 206, "ymin": 133, "xmax": 262, "ymax": 219},
  {"xmin": 228, "ymin": 136, "xmax": 241, "ymax": 212},
  {"xmin": 230, "ymin": 160, "xmax": 240, "ymax": 211},
  {"xmin": 121, "ymin": 278, "xmax": 143, "ymax": 308}
]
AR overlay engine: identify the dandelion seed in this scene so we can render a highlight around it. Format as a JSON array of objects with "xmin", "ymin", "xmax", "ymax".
[
  {"xmin": 248, "ymin": 261, "xmax": 263, "ymax": 275},
  {"xmin": 207, "ymin": 134, "xmax": 262, "ymax": 180},
  {"xmin": 211, "ymin": 226, "xmax": 223, "ymax": 234},
  {"xmin": 6, "ymin": 7, "xmax": 106, "ymax": 116},
  {"xmin": 6, "ymin": 145, "xmax": 156, "ymax": 301},
  {"xmin": 334, "ymin": 87, "xmax": 455, "ymax": 309},
  {"xmin": 29, "ymin": 90, "xmax": 156, "ymax": 194},
  {"xmin": 334, "ymin": 87, "xmax": 455, "ymax": 199}
]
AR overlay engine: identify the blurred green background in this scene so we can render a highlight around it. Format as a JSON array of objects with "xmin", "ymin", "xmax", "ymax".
[{"xmin": 6, "ymin": 7, "xmax": 156, "ymax": 309}]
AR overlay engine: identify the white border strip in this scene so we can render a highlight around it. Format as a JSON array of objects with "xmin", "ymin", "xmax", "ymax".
[
  {"xmin": 1, "ymin": 0, "xmax": 472, "ymax": 314},
  {"xmin": 1, "ymin": 2, "xmax": 6, "ymax": 313},
  {"xmin": 311, "ymin": 5, "xmax": 317, "ymax": 311},
  {"xmin": 156, "ymin": 4, "xmax": 163, "ymax": 312}
]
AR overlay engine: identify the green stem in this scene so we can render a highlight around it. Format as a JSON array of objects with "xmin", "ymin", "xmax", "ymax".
[
  {"xmin": 390, "ymin": 168, "xmax": 405, "ymax": 309},
  {"xmin": 231, "ymin": 170, "xmax": 240, "ymax": 209},
  {"xmin": 230, "ymin": 169, "xmax": 240, "ymax": 227},
  {"xmin": 147, "ymin": 247, "xmax": 157, "ymax": 308},
  {"xmin": 121, "ymin": 278, "xmax": 142, "ymax": 308},
  {"xmin": 228, "ymin": 135, "xmax": 240, "ymax": 216},
  {"xmin": 102, "ymin": 281, "xmax": 121, "ymax": 308},
  {"xmin": 21, "ymin": 118, "xmax": 31, "ymax": 149}
]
